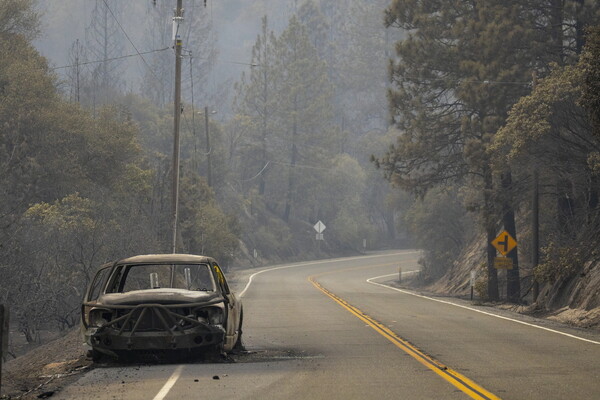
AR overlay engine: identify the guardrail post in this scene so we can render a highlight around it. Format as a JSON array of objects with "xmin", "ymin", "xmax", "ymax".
[
  {"xmin": 0, "ymin": 304, "xmax": 7, "ymax": 396},
  {"xmin": 398, "ymin": 267, "xmax": 402, "ymax": 283}
]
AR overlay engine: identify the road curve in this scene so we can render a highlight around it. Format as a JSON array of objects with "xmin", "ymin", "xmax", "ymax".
[{"xmin": 56, "ymin": 251, "xmax": 600, "ymax": 400}]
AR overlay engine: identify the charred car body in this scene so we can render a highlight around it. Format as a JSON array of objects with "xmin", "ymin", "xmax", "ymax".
[{"xmin": 81, "ymin": 254, "xmax": 243, "ymax": 360}]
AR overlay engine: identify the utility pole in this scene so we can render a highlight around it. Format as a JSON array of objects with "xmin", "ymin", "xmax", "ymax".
[
  {"xmin": 75, "ymin": 39, "xmax": 81, "ymax": 103},
  {"xmin": 204, "ymin": 106, "xmax": 212, "ymax": 187},
  {"xmin": 171, "ymin": 0, "xmax": 183, "ymax": 253},
  {"xmin": 532, "ymin": 71, "xmax": 540, "ymax": 302}
]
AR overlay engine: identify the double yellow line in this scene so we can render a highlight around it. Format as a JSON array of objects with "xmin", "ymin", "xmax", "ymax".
[{"xmin": 308, "ymin": 275, "xmax": 501, "ymax": 400}]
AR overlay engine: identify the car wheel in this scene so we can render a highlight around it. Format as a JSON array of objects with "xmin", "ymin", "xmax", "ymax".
[{"xmin": 88, "ymin": 348, "xmax": 106, "ymax": 363}]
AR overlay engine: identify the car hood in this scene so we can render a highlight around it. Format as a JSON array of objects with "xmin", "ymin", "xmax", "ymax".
[{"xmin": 98, "ymin": 288, "xmax": 222, "ymax": 306}]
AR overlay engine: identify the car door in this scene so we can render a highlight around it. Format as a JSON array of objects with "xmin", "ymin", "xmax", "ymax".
[
  {"xmin": 212, "ymin": 263, "xmax": 240, "ymax": 341},
  {"xmin": 82, "ymin": 265, "xmax": 112, "ymax": 328}
]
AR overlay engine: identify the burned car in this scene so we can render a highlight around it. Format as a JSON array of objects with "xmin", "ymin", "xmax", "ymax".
[{"xmin": 81, "ymin": 254, "xmax": 243, "ymax": 360}]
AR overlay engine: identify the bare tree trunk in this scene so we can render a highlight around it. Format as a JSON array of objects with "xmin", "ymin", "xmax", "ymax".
[
  {"xmin": 550, "ymin": 0, "xmax": 564, "ymax": 63},
  {"xmin": 284, "ymin": 114, "xmax": 297, "ymax": 223},
  {"xmin": 259, "ymin": 69, "xmax": 268, "ymax": 196},
  {"xmin": 484, "ymin": 166, "xmax": 499, "ymax": 301},
  {"xmin": 502, "ymin": 171, "xmax": 521, "ymax": 303}
]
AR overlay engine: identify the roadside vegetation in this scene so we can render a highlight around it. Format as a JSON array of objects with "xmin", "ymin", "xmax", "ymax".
[{"xmin": 377, "ymin": 1, "xmax": 600, "ymax": 313}]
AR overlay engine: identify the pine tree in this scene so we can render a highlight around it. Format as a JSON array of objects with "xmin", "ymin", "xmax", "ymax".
[
  {"xmin": 86, "ymin": 0, "xmax": 125, "ymax": 106},
  {"xmin": 66, "ymin": 39, "xmax": 88, "ymax": 103},
  {"xmin": 233, "ymin": 16, "xmax": 278, "ymax": 196},
  {"xmin": 380, "ymin": 0, "xmax": 546, "ymax": 300},
  {"xmin": 273, "ymin": 15, "xmax": 333, "ymax": 222}
]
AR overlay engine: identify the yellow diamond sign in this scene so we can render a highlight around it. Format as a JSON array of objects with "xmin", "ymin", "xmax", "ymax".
[{"xmin": 491, "ymin": 230, "xmax": 517, "ymax": 256}]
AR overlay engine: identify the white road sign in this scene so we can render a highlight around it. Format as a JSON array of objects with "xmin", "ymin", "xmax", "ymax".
[{"xmin": 314, "ymin": 220, "xmax": 326, "ymax": 233}]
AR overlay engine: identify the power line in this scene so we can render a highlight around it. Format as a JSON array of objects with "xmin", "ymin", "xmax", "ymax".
[
  {"xmin": 101, "ymin": 0, "xmax": 163, "ymax": 82},
  {"xmin": 398, "ymin": 74, "xmax": 532, "ymax": 86},
  {"xmin": 270, "ymin": 160, "xmax": 333, "ymax": 171},
  {"xmin": 240, "ymin": 161, "xmax": 271, "ymax": 182},
  {"xmin": 50, "ymin": 47, "xmax": 170, "ymax": 71}
]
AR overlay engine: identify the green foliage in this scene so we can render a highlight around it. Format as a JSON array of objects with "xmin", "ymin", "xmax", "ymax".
[
  {"xmin": 179, "ymin": 174, "xmax": 240, "ymax": 265},
  {"xmin": 580, "ymin": 26, "xmax": 600, "ymax": 140},
  {"xmin": 380, "ymin": 0, "xmax": 539, "ymax": 193},
  {"xmin": 535, "ymin": 243, "xmax": 584, "ymax": 284},
  {"xmin": 232, "ymin": 12, "xmax": 377, "ymax": 253},
  {"xmin": 323, "ymin": 155, "xmax": 375, "ymax": 249},
  {"xmin": 248, "ymin": 222, "xmax": 294, "ymax": 261},
  {"xmin": 493, "ymin": 63, "xmax": 587, "ymax": 164},
  {"xmin": 474, "ymin": 266, "xmax": 489, "ymax": 301},
  {"xmin": 380, "ymin": 1, "xmax": 600, "ymax": 298},
  {"xmin": 0, "ymin": 14, "xmax": 172, "ymax": 335},
  {"xmin": 493, "ymin": 27, "xmax": 600, "ymax": 295},
  {"xmin": 0, "ymin": 0, "xmax": 39, "ymax": 40},
  {"xmin": 25, "ymin": 194, "xmax": 96, "ymax": 232},
  {"xmin": 404, "ymin": 186, "xmax": 472, "ymax": 280}
]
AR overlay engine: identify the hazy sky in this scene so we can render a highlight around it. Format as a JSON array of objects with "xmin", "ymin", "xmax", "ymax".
[{"xmin": 34, "ymin": 0, "xmax": 297, "ymax": 106}]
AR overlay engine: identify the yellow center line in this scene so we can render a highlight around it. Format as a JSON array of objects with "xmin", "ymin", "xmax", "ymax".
[{"xmin": 308, "ymin": 267, "xmax": 501, "ymax": 400}]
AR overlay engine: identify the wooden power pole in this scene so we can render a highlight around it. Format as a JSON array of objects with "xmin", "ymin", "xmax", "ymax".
[
  {"xmin": 171, "ymin": 0, "xmax": 183, "ymax": 253},
  {"xmin": 204, "ymin": 106, "xmax": 212, "ymax": 187}
]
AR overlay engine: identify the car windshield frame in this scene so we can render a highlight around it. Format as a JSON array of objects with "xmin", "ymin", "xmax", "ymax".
[{"xmin": 105, "ymin": 262, "xmax": 217, "ymax": 294}]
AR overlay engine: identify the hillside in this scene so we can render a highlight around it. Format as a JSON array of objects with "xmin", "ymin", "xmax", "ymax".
[{"xmin": 423, "ymin": 234, "xmax": 600, "ymax": 330}]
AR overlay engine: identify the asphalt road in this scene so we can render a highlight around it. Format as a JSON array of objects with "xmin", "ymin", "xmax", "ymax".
[{"xmin": 56, "ymin": 251, "xmax": 600, "ymax": 399}]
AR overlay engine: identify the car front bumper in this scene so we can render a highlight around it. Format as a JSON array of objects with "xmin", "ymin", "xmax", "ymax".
[{"xmin": 83, "ymin": 303, "xmax": 226, "ymax": 355}]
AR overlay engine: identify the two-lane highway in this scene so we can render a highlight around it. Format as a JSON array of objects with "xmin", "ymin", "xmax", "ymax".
[{"xmin": 56, "ymin": 251, "xmax": 600, "ymax": 399}]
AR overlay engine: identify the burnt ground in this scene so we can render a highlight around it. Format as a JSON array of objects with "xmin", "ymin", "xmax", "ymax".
[
  {"xmin": 0, "ymin": 328, "xmax": 295, "ymax": 399},
  {"xmin": 1, "ymin": 329, "xmax": 91, "ymax": 399}
]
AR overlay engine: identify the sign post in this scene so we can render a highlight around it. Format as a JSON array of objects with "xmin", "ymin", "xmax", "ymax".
[{"xmin": 313, "ymin": 221, "xmax": 326, "ymax": 252}]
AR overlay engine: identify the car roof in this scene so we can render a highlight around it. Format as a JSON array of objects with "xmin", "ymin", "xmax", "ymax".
[{"xmin": 116, "ymin": 254, "xmax": 216, "ymax": 265}]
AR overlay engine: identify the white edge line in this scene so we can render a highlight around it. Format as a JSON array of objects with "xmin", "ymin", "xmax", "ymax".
[
  {"xmin": 239, "ymin": 251, "xmax": 420, "ymax": 298},
  {"xmin": 153, "ymin": 365, "xmax": 184, "ymax": 400},
  {"xmin": 366, "ymin": 274, "xmax": 600, "ymax": 345}
]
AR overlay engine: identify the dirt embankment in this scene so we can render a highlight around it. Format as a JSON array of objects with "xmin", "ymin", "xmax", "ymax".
[
  {"xmin": 1, "ymin": 329, "xmax": 90, "ymax": 399},
  {"xmin": 422, "ymin": 234, "xmax": 600, "ymax": 330}
]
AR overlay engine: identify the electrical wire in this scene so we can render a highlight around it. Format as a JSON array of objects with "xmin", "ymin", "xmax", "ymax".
[
  {"xmin": 50, "ymin": 47, "xmax": 170, "ymax": 70},
  {"xmin": 101, "ymin": 0, "xmax": 163, "ymax": 82},
  {"xmin": 398, "ymin": 73, "xmax": 532, "ymax": 86},
  {"xmin": 270, "ymin": 160, "xmax": 333, "ymax": 171},
  {"xmin": 240, "ymin": 161, "xmax": 271, "ymax": 181}
]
